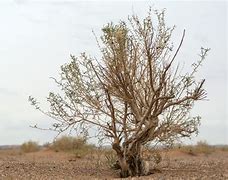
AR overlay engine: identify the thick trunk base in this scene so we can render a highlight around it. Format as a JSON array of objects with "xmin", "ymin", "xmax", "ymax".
[{"xmin": 118, "ymin": 157, "xmax": 150, "ymax": 178}]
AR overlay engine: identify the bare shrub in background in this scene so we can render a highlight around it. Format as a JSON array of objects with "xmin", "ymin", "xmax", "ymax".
[
  {"xmin": 29, "ymin": 8, "xmax": 209, "ymax": 177},
  {"xmin": 21, "ymin": 141, "xmax": 40, "ymax": 153},
  {"xmin": 51, "ymin": 136, "xmax": 86, "ymax": 152},
  {"xmin": 179, "ymin": 140, "xmax": 214, "ymax": 156},
  {"xmin": 51, "ymin": 135, "xmax": 94, "ymax": 158}
]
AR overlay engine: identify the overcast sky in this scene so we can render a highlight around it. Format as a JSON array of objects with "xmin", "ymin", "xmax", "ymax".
[{"xmin": 0, "ymin": 0, "xmax": 227, "ymax": 145}]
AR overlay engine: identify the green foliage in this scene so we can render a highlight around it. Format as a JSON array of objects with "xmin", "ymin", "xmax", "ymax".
[{"xmin": 20, "ymin": 141, "xmax": 40, "ymax": 153}]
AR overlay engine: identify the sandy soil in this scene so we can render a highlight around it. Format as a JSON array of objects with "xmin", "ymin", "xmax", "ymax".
[{"xmin": 0, "ymin": 149, "xmax": 228, "ymax": 179}]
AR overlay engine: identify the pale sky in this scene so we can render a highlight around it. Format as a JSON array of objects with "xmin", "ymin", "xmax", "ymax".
[{"xmin": 0, "ymin": 0, "xmax": 227, "ymax": 145}]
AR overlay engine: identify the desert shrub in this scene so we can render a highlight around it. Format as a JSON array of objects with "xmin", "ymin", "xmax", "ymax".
[
  {"xmin": 43, "ymin": 142, "xmax": 51, "ymax": 148},
  {"xmin": 180, "ymin": 141, "xmax": 214, "ymax": 155},
  {"xmin": 29, "ymin": 8, "xmax": 209, "ymax": 177},
  {"xmin": 180, "ymin": 145, "xmax": 197, "ymax": 156},
  {"xmin": 195, "ymin": 140, "xmax": 214, "ymax": 154},
  {"xmin": 20, "ymin": 141, "xmax": 40, "ymax": 153},
  {"xmin": 219, "ymin": 145, "xmax": 228, "ymax": 151},
  {"xmin": 51, "ymin": 135, "xmax": 94, "ymax": 158},
  {"xmin": 51, "ymin": 135, "xmax": 86, "ymax": 151}
]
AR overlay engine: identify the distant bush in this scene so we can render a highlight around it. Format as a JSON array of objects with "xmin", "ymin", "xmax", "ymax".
[
  {"xmin": 43, "ymin": 142, "xmax": 51, "ymax": 148},
  {"xmin": 219, "ymin": 145, "xmax": 228, "ymax": 151},
  {"xmin": 180, "ymin": 140, "xmax": 214, "ymax": 155},
  {"xmin": 180, "ymin": 145, "xmax": 196, "ymax": 156},
  {"xmin": 20, "ymin": 141, "xmax": 40, "ymax": 153},
  {"xmin": 196, "ymin": 140, "xmax": 214, "ymax": 154},
  {"xmin": 51, "ymin": 136, "xmax": 86, "ymax": 151},
  {"xmin": 51, "ymin": 135, "xmax": 94, "ymax": 158}
]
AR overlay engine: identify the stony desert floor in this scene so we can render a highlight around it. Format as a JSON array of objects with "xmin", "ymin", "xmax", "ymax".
[{"xmin": 0, "ymin": 148, "xmax": 228, "ymax": 180}]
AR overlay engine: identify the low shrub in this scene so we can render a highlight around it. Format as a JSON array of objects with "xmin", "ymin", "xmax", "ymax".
[
  {"xmin": 43, "ymin": 142, "xmax": 51, "ymax": 148},
  {"xmin": 180, "ymin": 140, "xmax": 214, "ymax": 155},
  {"xmin": 180, "ymin": 145, "xmax": 197, "ymax": 156},
  {"xmin": 196, "ymin": 140, "xmax": 214, "ymax": 155},
  {"xmin": 50, "ymin": 135, "xmax": 94, "ymax": 158},
  {"xmin": 219, "ymin": 145, "xmax": 228, "ymax": 151},
  {"xmin": 20, "ymin": 141, "xmax": 40, "ymax": 153}
]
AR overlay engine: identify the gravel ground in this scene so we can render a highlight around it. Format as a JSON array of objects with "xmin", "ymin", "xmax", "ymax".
[{"xmin": 0, "ymin": 149, "xmax": 228, "ymax": 179}]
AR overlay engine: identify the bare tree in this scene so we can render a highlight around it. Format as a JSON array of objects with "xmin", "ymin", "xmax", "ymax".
[{"xmin": 29, "ymin": 9, "xmax": 209, "ymax": 177}]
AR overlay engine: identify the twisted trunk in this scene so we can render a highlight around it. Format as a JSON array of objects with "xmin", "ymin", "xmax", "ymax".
[{"xmin": 113, "ymin": 142, "xmax": 150, "ymax": 178}]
